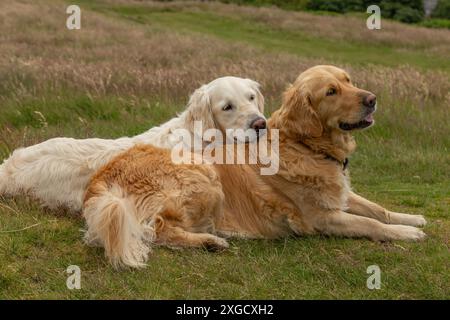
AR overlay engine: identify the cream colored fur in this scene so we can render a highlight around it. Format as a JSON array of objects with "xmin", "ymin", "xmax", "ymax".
[
  {"xmin": 81, "ymin": 66, "xmax": 427, "ymax": 268},
  {"xmin": 0, "ymin": 76, "xmax": 264, "ymax": 211}
]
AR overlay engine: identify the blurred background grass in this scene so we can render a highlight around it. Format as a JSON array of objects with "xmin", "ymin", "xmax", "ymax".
[{"xmin": 0, "ymin": 0, "xmax": 448, "ymax": 299}]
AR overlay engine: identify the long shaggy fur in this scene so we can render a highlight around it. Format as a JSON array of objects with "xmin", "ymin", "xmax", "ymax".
[
  {"xmin": 84, "ymin": 145, "xmax": 228, "ymax": 268},
  {"xmin": 81, "ymin": 66, "xmax": 427, "ymax": 268},
  {"xmin": 0, "ymin": 76, "xmax": 264, "ymax": 211},
  {"xmin": 83, "ymin": 183, "xmax": 155, "ymax": 268},
  {"xmin": 215, "ymin": 66, "xmax": 427, "ymax": 241}
]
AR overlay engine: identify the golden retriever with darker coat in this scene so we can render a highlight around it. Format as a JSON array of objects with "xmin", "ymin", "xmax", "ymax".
[{"xmin": 83, "ymin": 65, "xmax": 426, "ymax": 268}]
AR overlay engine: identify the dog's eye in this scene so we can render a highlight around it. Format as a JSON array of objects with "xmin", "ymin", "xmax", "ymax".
[
  {"xmin": 249, "ymin": 94, "xmax": 255, "ymax": 101},
  {"xmin": 326, "ymin": 88, "xmax": 337, "ymax": 96},
  {"xmin": 222, "ymin": 104, "xmax": 233, "ymax": 111}
]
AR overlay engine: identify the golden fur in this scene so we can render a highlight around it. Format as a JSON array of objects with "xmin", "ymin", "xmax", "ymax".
[
  {"xmin": 84, "ymin": 145, "xmax": 228, "ymax": 268},
  {"xmin": 83, "ymin": 65, "xmax": 426, "ymax": 268}
]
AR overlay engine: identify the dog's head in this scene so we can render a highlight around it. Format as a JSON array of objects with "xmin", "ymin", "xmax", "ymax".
[
  {"xmin": 275, "ymin": 65, "xmax": 376, "ymax": 139},
  {"xmin": 185, "ymin": 76, "xmax": 266, "ymax": 140}
]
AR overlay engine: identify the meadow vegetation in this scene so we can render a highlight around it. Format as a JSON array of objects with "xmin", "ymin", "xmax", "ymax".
[
  {"xmin": 0, "ymin": 0, "xmax": 448, "ymax": 299},
  {"xmin": 221, "ymin": 0, "xmax": 450, "ymax": 26}
]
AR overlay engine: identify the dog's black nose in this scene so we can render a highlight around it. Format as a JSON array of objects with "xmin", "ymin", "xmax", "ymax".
[
  {"xmin": 363, "ymin": 94, "xmax": 377, "ymax": 109},
  {"xmin": 250, "ymin": 117, "xmax": 267, "ymax": 133}
]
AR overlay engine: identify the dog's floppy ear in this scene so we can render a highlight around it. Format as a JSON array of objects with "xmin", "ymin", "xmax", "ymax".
[
  {"xmin": 185, "ymin": 84, "xmax": 216, "ymax": 133},
  {"xmin": 246, "ymin": 79, "xmax": 265, "ymax": 113},
  {"xmin": 280, "ymin": 84, "xmax": 323, "ymax": 138}
]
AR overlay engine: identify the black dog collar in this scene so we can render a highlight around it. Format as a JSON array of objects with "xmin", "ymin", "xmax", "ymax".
[{"xmin": 325, "ymin": 154, "xmax": 349, "ymax": 171}]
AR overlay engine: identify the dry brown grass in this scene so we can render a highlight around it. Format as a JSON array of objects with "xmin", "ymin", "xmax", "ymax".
[
  {"xmin": 0, "ymin": 0, "xmax": 310, "ymax": 105},
  {"xmin": 98, "ymin": 0, "xmax": 450, "ymax": 57},
  {"xmin": 209, "ymin": 2, "xmax": 450, "ymax": 57},
  {"xmin": 0, "ymin": 0, "xmax": 447, "ymax": 159},
  {"xmin": 0, "ymin": 0, "xmax": 448, "ymax": 111},
  {"xmin": 0, "ymin": 0, "xmax": 448, "ymax": 300}
]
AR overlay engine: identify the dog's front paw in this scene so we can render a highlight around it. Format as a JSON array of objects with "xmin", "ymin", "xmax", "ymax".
[
  {"xmin": 408, "ymin": 214, "xmax": 427, "ymax": 227},
  {"xmin": 387, "ymin": 225, "xmax": 427, "ymax": 241},
  {"xmin": 389, "ymin": 212, "xmax": 427, "ymax": 227},
  {"xmin": 204, "ymin": 236, "xmax": 229, "ymax": 251}
]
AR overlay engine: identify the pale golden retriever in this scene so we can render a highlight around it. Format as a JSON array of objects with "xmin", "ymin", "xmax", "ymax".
[
  {"xmin": 0, "ymin": 76, "xmax": 265, "ymax": 212},
  {"xmin": 83, "ymin": 65, "xmax": 426, "ymax": 268}
]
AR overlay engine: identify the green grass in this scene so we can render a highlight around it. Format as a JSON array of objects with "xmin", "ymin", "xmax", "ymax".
[
  {"xmin": 0, "ymin": 185, "xmax": 448, "ymax": 299},
  {"xmin": 218, "ymin": 0, "xmax": 310, "ymax": 11},
  {"xmin": 219, "ymin": 0, "xmax": 450, "ymax": 30},
  {"xmin": 420, "ymin": 18, "xmax": 450, "ymax": 29},
  {"xmin": 102, "ymin": 5, "xmax": 450, "ymax": 71},
  {"xmin": 0, "ymin": 94, "xmax": 181, "ymax": 160},
  {"xmin": 0, "ymin": 0, "xmax": 449, "ymax": 299}
]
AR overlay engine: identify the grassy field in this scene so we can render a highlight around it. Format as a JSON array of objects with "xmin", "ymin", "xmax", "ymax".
[{"xmin": 0, "ymin": 0, "xmax": 449, "ymax": 299}]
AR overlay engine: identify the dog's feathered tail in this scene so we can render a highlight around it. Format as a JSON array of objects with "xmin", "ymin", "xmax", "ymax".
[{"xmin": 83, "ymin": 183, "xmax": 155, "ymax": 268}]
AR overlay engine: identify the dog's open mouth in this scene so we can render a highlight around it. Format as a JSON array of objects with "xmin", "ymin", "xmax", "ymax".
[{"xmin": 339, "ymin": 113, "xmax": 375, "ymax": 131}]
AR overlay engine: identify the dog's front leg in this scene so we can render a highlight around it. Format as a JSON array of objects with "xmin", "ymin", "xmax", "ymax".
[
  {"xmin": 286, "ymin": 211, "xmax": 315, "ymax": 236},
  {"xmin": 312, "ymin": 209, "xmax": 426, "ymax": 242},
  {"xmin": 345, "ymin": 191, "xmax": 426, "ymax": 227}
]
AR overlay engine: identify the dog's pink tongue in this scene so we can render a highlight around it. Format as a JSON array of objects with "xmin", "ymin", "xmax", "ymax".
[{"xmin": 365, "ymin": 113, "xmax": 374, "ymax": 122}]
